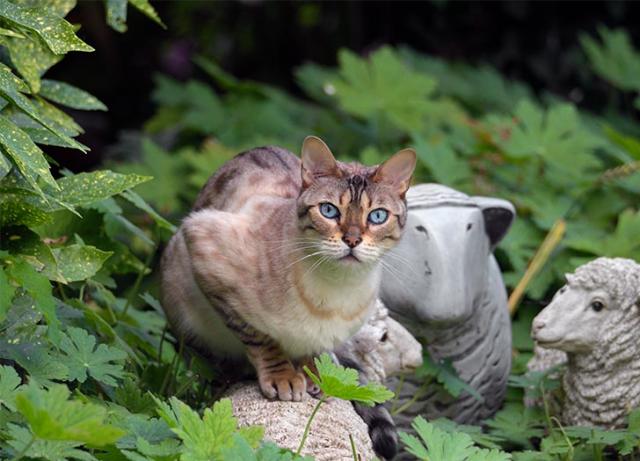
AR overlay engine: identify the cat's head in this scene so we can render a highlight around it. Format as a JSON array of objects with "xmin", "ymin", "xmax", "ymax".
[{"xmin": 297, "ymin": 136, "xmax": 416, "ymax": 267}]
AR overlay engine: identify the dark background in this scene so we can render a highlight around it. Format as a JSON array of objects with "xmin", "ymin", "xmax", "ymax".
[{"xmin": 53, "ymin": 0, "xmax": 640, "ymax": 171}]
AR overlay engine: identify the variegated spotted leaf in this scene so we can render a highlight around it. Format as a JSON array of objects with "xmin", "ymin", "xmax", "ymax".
[
  {"xmin": 0, "ymin": 0, "xmax": 93, "ymax": 54},
  {"xmin": 40, "ymin": 79, "xmax": 106, "ymax": 111},
  {"xmin": 52, "ymin": 244, "xmax": 112, "ymax": 282}
]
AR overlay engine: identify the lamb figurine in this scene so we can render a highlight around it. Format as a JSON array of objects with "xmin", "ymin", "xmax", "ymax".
[
  {"xmin": 531, "ymin": 257, "xmax": 640, "ymax": 428},
  {"xmin": 228, "ymin": 300, "xmax": 423, "ymax": 461},
  {"xmin": 380, "ymin": 183, "xmax": 515, "ymax": 425}
]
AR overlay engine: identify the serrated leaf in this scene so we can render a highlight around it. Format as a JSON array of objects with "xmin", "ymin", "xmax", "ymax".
[
  {"xmin": 58, "ymin": 327, "xmax": 126, "ymax": 386},
  {"xmin": 416, "ymin": 354, "xmax": 483, "ymax": 402},
  {"xmin": 304, "ymin": 353, "xmax": 394, "ymax": 406},
  {"xmin": 51, "ymin": 170, "xmax": 152, "ymax": 208},
  {"xmin": 333, "ymin": 46, "xmax": 436, "ymax": 131},
  {"xmin": 0, "ymin": 365, "xmax": 22, "ymax": 412},
  {"xmin": 3, "ymin": 335, "xmax": 69, "ymax": 387},
  {"xmin": 4, "ymin": 34, "xmax": 63, "ymax": 92},
  {"xmin": 153, "ymin": 396, "xmax": 263, "ymax": 461},
  {"xmin": 7, "ymin": 423, "xmax": 98, "ymax": 461},
  {"xmin": 39, "ymin": 79, "xmax": 106, "ymax": 111},
  {"xmin": 0, "ymin": 114, "xmax": 56, "ymax": 194},
  {"xmin": 53, "ymin": 244, "xmax": 112, "ymax": 282},
  {"xmin": 15, "ymin": 383, "xmax": 125, "ymax": 445},
  {"xmin": 0, "ymin": 0, "xmax": 93, "ymax": 54}
]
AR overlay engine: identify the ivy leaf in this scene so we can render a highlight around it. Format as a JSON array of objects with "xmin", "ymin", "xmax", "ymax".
[
  {"xmin": 0, "ymin": 0, "xmax": 93, "ymax": 54},
  {"xmin": 332, "ymin": 46, "xmax": 436, "ymax": 131},
  {"xmin": 7, "ymin": 423, "xmax": 98, "ymax": 461},
  {"xmin": 58, "ymin": 327, "xmax": 127, "ymax": 386},
  {"xmin": 39, "ymin": 80, "xmax": 107, "ymax": 111},
  {"xmin": 0, "ymin": 365, "xmax": 22, "ymax": 412},
  {"xmin": 15, "ymin": 383, "xmax": 125, "ymax": 445},
  {"xmin": 303, "ymin": 353, "xmax": 394, "ymax": 406}
]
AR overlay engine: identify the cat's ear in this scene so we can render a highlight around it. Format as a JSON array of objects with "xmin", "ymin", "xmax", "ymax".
[
  {"xmin": 301, "ymin": 136, "xmax": 340, "ymax": 188},
  {"xmin": 373, "ymin": 148, "xmax": 417, "ymax": 196}
]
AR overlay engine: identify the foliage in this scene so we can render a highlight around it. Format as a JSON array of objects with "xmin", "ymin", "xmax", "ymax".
[
  {"xmin": 1, "ymin": 0, "xmax": 639, "ymax": 457},
  {"xmin": 303, "ymin": 352, "xmax": 394, "ymax": 406}
]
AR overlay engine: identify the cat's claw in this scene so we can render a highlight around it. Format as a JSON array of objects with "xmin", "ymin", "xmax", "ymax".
[{"xmin": 259, "ymin": 368, "xmax": 306, "ymax": 402}]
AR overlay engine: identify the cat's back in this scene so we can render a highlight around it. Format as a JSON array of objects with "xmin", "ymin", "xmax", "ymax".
[{"xmin": 193, "ymin": 146, "xmax": 301, "ymax": 212}]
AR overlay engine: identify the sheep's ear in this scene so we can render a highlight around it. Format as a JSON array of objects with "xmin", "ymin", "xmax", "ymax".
[{"xmin": 473, "ymin": 196, "xmax": 516, "ymax": 249}]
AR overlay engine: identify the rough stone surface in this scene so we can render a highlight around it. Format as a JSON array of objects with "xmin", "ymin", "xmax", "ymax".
[
  {"xmin": 531, "ymin": 257, "xmax": 640, "ymax": 428},
  {"xmin": 230, "ymin": 384, "xmax": 375, "ymax": 461},
  {"xmin": 380, "ymin": 184, "xmax": 515, "ymax": 425},
  {"xmin": 228, "ymin": 300, "xmax": 423, "ymax": 460}
]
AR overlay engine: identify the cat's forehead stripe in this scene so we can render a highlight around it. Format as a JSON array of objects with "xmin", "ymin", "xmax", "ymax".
[{"xmin": 347, "ymin": 174, "xmax": 367, "ymax": 204}]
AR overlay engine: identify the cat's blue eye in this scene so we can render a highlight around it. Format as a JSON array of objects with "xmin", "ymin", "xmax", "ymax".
[
  {"xmin": 368, "ymin": 208, "xmax": 389, "ymax": 224},
  {"xmin": 319, "ymin": 202, "xmax": 340, "ymax": 219}
]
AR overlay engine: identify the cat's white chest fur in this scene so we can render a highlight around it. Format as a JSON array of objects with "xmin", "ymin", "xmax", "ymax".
[{"xmin": 263, "ymin": 263, "xmax": 382, "ymax": 357}]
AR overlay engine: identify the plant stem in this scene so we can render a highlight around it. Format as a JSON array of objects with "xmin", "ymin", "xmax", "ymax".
[
  {"xmin": 121, "ymin": 244, "xmax": 156, "ymax": 319},
  {"xmin": 349, "ymin": 433, "xmax": 358, "ymax": 461},
  {"xmin": 296, "ymin": 398, "xmax": 325, "ymax": 456},
  {"xmin": 11, "ymin": 435, "xmax": 35, "ymax": 461}
]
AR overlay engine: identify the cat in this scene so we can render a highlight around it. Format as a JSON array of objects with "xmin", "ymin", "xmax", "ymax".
[{"xmin": 160, "ymin": 135, "xmax": 416, "ymax": 403}]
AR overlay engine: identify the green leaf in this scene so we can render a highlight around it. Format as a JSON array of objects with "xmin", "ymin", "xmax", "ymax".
[
  {"xmin": 51, "ymin": 170, "xmax": 152, "ymax": 208},
  {"xmin": 580, "ymin": 27, "xmax": 640, "ymax": 92},
  {"xmin": 4, "ymin": 34, "xmax": 63, "ymax": 92},
  {"xmin": 0, "ymin": 64, "xmax": 86, "ymax": 151},
  {"xmin": 53, "ymin": 244, "xmax": 112, "ymax": 282},
  {"xmin": 39, "ymin": 79, "xmax": 107, "ymax": 110},
  {"xmin": 0, "ymin": 114, "xmax": 56, "ymax": 194},
  {"xmin": 0, "ymin": 365, "xmax": 22, "ymax": 412},
  {"xmin": 484, "ymin": 403, "xmax": 545, "ymax": 449},
  {"xmin": 1, "ymin": 225, "xmax": 66, "ymax": 282},
  {"xmin": 400, "ymin": 416, "xmax": 475, "ymax": 461},
  {"xmin": 303, "ymin": 353, "xmax": 394, "ymax": 406},
  {"xmin": 105, "ymin": 0, "xmax": 128, "ymax": 33},
  {"xmin": 7, "ymin": 423, "xmax": 98, "ymax": 461},
  {"xmin": 5, "ymin": 257, "xmax": 61, "ymax": 343},
  {"xmin": 0, "ymin": 0, "xmax": 93, "ymax": 54},
  {"xmin": 15, "ymin": 383, "xmax": 125, "ymax": 445},
  {"xmin": 416, "ymin": 354, "xmax": 484, "ymax": 402},
  {"xmin": 154, "ymin": 396, "xmax": 264, "ymax": 461},
  {"xmin": 128, "ymin": 0, "xmax": 165, "ymax": 29},
  {"xmin": 566, "ymin": 209, "xmax": 640, "ymax": 259},
  {"xmin": 0, "ymin": 266, "xmax": 16, "ymax": 320},
  {"xmin": 58, "ymin": 327, "xmax": 126, "ymax": 386},
  {"xmin": 0, "ymin": 150, "xmax": 11, "ymax": 179},
  {"xmin": 333, "ymin": 46, "xmax": 437, "ymax": 131},
  {"xmin": 121, "ymin": 189, "xmax": 177, "ymax": 232}
]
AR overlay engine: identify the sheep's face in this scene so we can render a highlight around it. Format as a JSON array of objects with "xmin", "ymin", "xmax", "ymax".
[
  {"xmin": 349, "ymin": 305, "xmax": 423, "ymax": 382},
  {"xmin": 531, "ymin": 284, "xmax": 613, "ymax": 352}
]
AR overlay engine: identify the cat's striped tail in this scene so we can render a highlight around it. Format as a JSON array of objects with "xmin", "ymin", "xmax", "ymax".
[{"xmin": 335, "ymin": 355, "xmax": 398, "ymax": 460}]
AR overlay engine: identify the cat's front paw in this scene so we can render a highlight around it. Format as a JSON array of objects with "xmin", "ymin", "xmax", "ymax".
[{"xmin": 258, "ymin": 366, "xmax": 306, "ymax": 402}]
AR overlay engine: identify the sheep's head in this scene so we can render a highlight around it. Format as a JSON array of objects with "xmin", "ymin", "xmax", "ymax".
[
  {"xmin": 347, "ymin": 300, "xmax": 423, "ymax": 382},
  {"xmin": 532, "ymin": 257, "xmax": 640, "ymax": 353}
]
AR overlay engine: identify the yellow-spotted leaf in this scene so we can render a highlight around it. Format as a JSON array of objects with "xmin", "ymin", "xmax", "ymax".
[
  {"xmin": 40, "ymin": 79, "xmax": 107, "ymax": 111},
  {"xmin": 53, "ymin": 244, "xmax": 112, "ymax": 282}
]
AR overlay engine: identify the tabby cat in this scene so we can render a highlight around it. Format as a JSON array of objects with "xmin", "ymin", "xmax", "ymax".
[{"xmin": 160, "ymin": 136, "xmax": 415, "ymax": 403}]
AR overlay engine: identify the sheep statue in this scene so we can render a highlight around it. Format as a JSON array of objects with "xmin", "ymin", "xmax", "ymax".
[
  {"xmin": 228, "ymin": 300, "xmax": 423, "ymax": 461},
  {"xmin": 379, "ymin": 183, "xmax": 515, "ymax": 425},
  {"xmin": 530, "ymin": 257, "xmax": 640, "ymax": 428}
]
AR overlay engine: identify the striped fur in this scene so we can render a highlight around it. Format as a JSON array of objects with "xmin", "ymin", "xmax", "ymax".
[{"xmin": 160, "ymin": 138, "xmax": 415, "ymax": 402}]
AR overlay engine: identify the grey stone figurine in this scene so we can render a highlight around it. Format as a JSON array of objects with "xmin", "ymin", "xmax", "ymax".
[
  {"xmin": 531, "ymin": 257, "xmax": 640, "ymax": 428},
  {"xmin": 380, "ymin": 183, "xmax": 515, "ymax": 425}
]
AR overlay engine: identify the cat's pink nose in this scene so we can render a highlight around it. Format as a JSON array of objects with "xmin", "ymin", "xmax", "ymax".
[{"xmin": 343, "ymin": 234, "xmax": 362, "ymax": 248}]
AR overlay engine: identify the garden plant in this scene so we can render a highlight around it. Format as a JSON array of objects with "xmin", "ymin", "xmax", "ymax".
[{"xmin": 1, "ymin": 1, "xmax": 640, "ymax": 460}]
